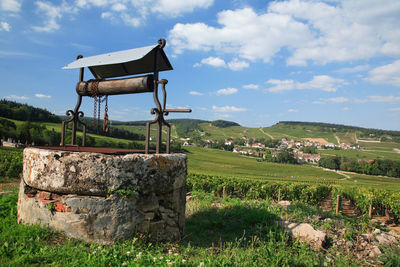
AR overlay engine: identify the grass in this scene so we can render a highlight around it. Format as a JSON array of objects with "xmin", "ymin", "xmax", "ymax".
[
  {"xmin": 318, "ymin": 148, "xmax": 400, "ymax": 161},
  {"xmin": 262, "ymin": 124, "xmax": 338, "ymax": 144},
  {"xmin": 185, "ymin": 146, "xmax": 400, "ymax": 190},
  {"xmin": 3, "ymin": 187, "xmax": 399, "ymax": 266}
]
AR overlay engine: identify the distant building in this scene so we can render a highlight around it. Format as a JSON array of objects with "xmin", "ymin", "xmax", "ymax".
[{"xmin": 251, "ymin": 143, "xmax": 265, "ymax": 148}]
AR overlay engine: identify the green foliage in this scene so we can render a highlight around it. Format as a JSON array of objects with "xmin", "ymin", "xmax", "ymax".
[
  {"xmin": 319, "ymin": 155, "xmax": 400, "ymax": 178},
  {"xmin": 107, "ymin": 187, "xmax": 140, "ymax": 198},
  {"xmin": 0, "ymin": 190, "xmax": 385, "ymax": 266},
  {"xmin": 0, "ymin": 147, "xmax": 22, "ymax": 179},
  {"xmin": 187, "ymin": 172, "xmax": 400, "ymax": 217},
  {"xmin": 301, "ymin": 146, "xmax": 317, "ymax": 154},
  {"xmin": 279, "ymin": 121, "xmax": 400, "ymax": 137},
  {"xmin": 211, "ymin": 120, "xmax": 240, "ymax": 128},
  {"xmin": 187, "ymin": 173, "xmax": 331, "ymax": 205},
  {"xmin": 167, "ymin": 119, "xmax": 208, "ymax": 137},
  {"xmin": 47, "ymin": 202, "xmax": 56, "ymax": 212},
  {"xmin": 0, "ymin": 99, "xmax": 61, "ymax": 123}
]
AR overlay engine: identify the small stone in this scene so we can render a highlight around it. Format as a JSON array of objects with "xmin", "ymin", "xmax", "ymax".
[
  {"xmin": 360, "ymin": 233, "xmax": 372, "ymax": 242},
  {"xmin": 336, "ymin": 240, "xmax": 345, "ymax": 246},
  {"xmin": 371, "ymin": 219, "xmax": 379, "ymax": 224},
  {"xmin": 54, "ymin": 203, "xmax": 66, "ymax": 212},
  {"xmin": 277, "ymin": 200, "xmax": 291, "ymax": 208},
  {"xmin": 137, "ymin": 220, "xmax": 150, "ymax": 233},
  {"xmin": 144, "ymin": 212, "xmax": 155, "ymax": 220},
  {"xmin": 69, "ymin": 165, "xmax": 76, "ymax": 173},
  {"xmin": 369, "ymin": 246, "xmax": 382, "ymax": 257},
  {"xmin": 149, "ymin": 220, "xmax": 165, "ymax": 233},
  {"xmin": 376, "ymin": 233, "xmax": 397, "ymax": 244},
  {"xmin": 277, "ymin": 221, "xmax": 326, "ymax": 247},
  {"xmin": 159, "ymin": 206, "xmax": 174, "ymax": 213},
  {"xmin": 373, "ymin": 229, "xmax": 381, "ymax": 235},
  {"xmin": 388, "ymin": 230, "xmax": 400, "ymax": 239},
  {"xmin": 51, "ymin": 193, "xmax": 62, "ymax": 201},
  {"xmin": 346, "ymin": 241, "xmax": 353, "ymax": 248},
  {"xmin": 38, "ymin": 191, "xmax": 52, "ymax": 200}
]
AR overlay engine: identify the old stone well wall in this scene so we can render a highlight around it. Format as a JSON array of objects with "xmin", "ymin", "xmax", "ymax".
[{"xmin": 17, "ymin": 147, "xmax": 187, "ymax": 244}]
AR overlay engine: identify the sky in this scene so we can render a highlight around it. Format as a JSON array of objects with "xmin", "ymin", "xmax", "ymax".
[{"xmin": 0, "ymin": 0, "xmax": 400, "ymax": 130}]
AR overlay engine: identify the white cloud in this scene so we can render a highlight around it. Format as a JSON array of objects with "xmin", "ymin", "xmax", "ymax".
[
  {"xmin": 169, "ymin": 7, "xmax": 311, "ymax": 62},
  {"xmin": 32, "ymin": 1, "xmax": 65, "ymax": 32},
  {"xmin": 212, "ymin": 105, "xmax": 246, "ymax": 112},
  {"xmin": 0, "ymin": 50, "xmax": 37, "ymax": 57},
  {"xmin": 355, "ymin": 95, "xmax": 400, "ymax": 104},
  {"xmin": 329, "ymin": 97, "xmax": 349, "ymax": 103},
  {"xmin": 343, "ymin": 107, "xmax": 350, "ymax": 111},
  {"xmin": 243, "ymin": 84, "xmax": 259, "ymax": 90},
  {"xmin": 1, "ymin": 0, "xmax": 21, "ymax": 12},
  {"xmin": 313, "ymin": 97, "xmax": 349, "ymax": 104},
  {"xmin": 336, "ymin": 64, "xmax": 370, "ymax": 73},
  {"xmin": 153, "ymin": 0, "xmax": 214, "ymax": 17},
  {"xmin": 266, "ymin": 79, "xmax": 295, "ymax": 93},
  {"xmin": 195, "ymin": 56, "xmax": 249, "ymax": 71},
  {"xmin": 216, "ymin": 88, "xmax": 238, "ymax": 95},
  {"xmin": 189, "ymin": 91, "xmax": 203, "ymax": 96},
  {"xmin": 266, "ymin": 75, "xmax": 345, "ymax": 93},
  {"xmin": 366, "ymin": 60, "xmax": 400, "ymax": 87},
  {"xmin": 169, "ymin": 0, "xmax": 400, "ymax": 66},
  {"xmin": 227, "ymin": 58, "xmax": 249, "ymax": 71},
  {"xmin": 199, "ymin": 57, "xmax": 226, "ymax": 68},
  {"xmin": 33, "ymin": 0, "xmax": 214, "ymax": 31},
  {"xmin": 288, "ymin": 109, "xmax": 299, "ymax": 113},
  {"xmin": 35, "ymin": 93, "xmax": 51, "ymax": 98},
  {"xmin": 111, "ymin": 3, "xmax": 126, "ymax": 12},
  {"xmin": 5, "ymin": 94, "xmax": 28, "ymax": 100},
  {"xmin": 390, "ymin": 107, "xmax": 400, "ymax": 111},
  {"xmin": 367, "ymin": 95, "xmax": 400, "ymax": 103},
  {"xmin": 0, "ymin": 21, "xmax": 10, "ymax": 31}
]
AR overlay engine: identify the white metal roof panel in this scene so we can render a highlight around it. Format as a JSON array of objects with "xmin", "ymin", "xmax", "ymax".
[{"xmin": 62, "ymin": 44, "xmax": 173, "ymax": 79}]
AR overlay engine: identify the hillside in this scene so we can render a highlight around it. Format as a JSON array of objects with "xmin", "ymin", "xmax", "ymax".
[
  {"xmin": 0, "ymin": 99, "xmax": 60, "ymax": 123},
  {"xmin": 2, "ymin": 101, "xmax": 400, "ymax": 152}
]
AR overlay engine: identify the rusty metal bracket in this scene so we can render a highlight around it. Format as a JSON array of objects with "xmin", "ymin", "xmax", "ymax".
[{"xmin": 61, "ymin": 55, "xmax": 87, "ymax": 147}]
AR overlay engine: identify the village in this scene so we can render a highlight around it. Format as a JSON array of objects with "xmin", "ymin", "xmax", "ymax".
[{"xmin": 183, "ymin": 136, "xmax": 363, "ymax": 165}]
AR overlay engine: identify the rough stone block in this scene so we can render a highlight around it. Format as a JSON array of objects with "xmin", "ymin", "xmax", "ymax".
[{"xmin": 18, "ymin": 147, "xmax": 187, "ymax": 244}]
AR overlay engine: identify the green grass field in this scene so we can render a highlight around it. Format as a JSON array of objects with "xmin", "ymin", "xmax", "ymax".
[
  {"xmin": 262, "ymin": 124, "xmax": 339, "ymax": 144},
  {"xmin": 185, "ymin": 146, "xmax": 400, "ymax": 190},
  {"xmin": 318, "ymin": 148, "xmax": 400, "ymax": 161}
]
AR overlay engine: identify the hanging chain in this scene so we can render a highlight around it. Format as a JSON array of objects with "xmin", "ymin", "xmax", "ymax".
[
  {"xmin": 86, "ymin": 79, "xmax": 109, "ymax": 133},
  {"xmin": 97, "ymin": 96, "xmax": 101, "ymax": 133},
  {"xmin": 88, "ymin": 79, "xmax": 101, "ymax": 132},
  {"xmin": 103, "ymin": 96, "xmax": 109, "ymax": 133}
]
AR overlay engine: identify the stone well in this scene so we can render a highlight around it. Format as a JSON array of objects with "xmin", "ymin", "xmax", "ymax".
[{"xmin": 17, "ymin": 147, "xmax": 187, "ymax": 244}]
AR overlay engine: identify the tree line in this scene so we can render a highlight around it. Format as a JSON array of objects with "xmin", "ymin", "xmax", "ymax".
[
  {"xmin": 318, "ymin": 156, "xmax": 400, "ymax": 178},
  {"xmin": 0, "ymin": 99, "xmax": 61, "ymax": 123},
  {"xmin": 279, "ymin": 121, "xmax": 400, "ymax": 138}
]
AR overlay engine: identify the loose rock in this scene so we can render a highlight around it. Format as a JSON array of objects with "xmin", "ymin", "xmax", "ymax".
[{"xmin": 277, "ymin": 221, "xmax": 326, "ymax": 247}]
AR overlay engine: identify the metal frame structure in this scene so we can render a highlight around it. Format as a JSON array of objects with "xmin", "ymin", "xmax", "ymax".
[{"xmin": 60, "ymin": 38, "xmax": 191, "ymax": 153}]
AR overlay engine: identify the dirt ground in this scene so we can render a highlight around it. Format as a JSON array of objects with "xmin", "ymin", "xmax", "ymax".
[{"xmin": 302, "ymin": 138, "xmax": 329, "ymax": 145}]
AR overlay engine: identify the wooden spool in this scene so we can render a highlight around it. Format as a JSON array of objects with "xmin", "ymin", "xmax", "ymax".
[{"xmin": 76, "ymin": 75, "xmax": 154, "ymax": 96}]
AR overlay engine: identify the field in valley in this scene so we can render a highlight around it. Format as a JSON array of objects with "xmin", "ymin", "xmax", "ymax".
[{"xmin": 185, "ymin": 146, "xmax": 400, "ymax": 190}]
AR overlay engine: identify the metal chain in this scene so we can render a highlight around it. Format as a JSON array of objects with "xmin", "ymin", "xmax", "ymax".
[
  {"xmin": 97, "ymin": 96, "xmax": 101, "ymax": 133},
  {"xmin": 88, "ymin": 79, "xmax": 100, "ymax": 132},
  {"xmin": 103, "ymin": 96, "xmax": 109, "ymax": 132}
]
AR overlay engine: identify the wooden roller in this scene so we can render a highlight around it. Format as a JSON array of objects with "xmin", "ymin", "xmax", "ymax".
[{"xmin": 76, "ymin": 75, "xmax": 154, "ymax": 96}]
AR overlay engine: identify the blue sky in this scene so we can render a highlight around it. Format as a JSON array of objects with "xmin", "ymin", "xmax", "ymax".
[{"xmin": 1, "ymin": 0, "xmax": 400, "ymax": 130}]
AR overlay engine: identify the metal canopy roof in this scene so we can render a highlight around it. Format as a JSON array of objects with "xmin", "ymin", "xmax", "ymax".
[{"xmin": 62, "ymin": 44, "xmax": 173, "ymax": 79}]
